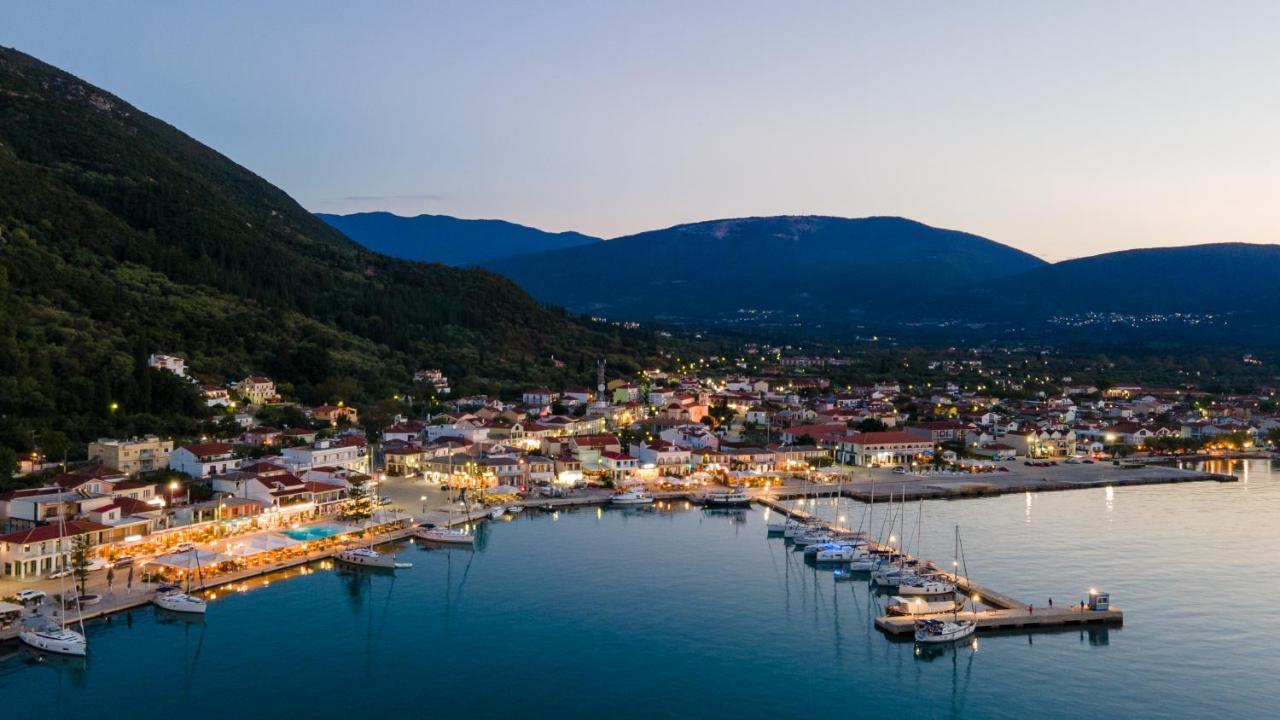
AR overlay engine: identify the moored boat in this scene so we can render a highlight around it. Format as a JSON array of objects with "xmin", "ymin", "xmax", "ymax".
[
  {"xmin": 611, "ymin": 488, "xmax": 654, "ymax": 506},
  {"xmin": 898, "ymin": 578, "xmax": 957, "ymax": 597},
  {"xmin": 19, "ymin": 627, "xmax": 87, "ymax": 657},
  {"xmin": 914, "ymin": 618, "xmax": 976, "ymax": 644},
  {"xmin": 414, "ymin": 525, "xmax": 475, "ymax": 545},
  {"xmin": 153, "ymin": 585, "xmax": 208, "ymax": 614},
  {"xmin": 887, "ymin": 595, "xmax": 964, "ymax": 616},
  {"xmin": 336, "ymin": 546, "xmax": 399, "ymax": 568},
  {"xmin": 703, "ymin": 487, "xmax": 751, "ymax": 507}
]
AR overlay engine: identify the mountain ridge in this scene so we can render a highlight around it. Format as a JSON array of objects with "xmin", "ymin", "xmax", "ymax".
[{"xmin": 317, "ymin": 210, "xmax": 600, "ymax": 266}]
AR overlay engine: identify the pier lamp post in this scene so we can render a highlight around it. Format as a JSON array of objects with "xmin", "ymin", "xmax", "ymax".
[{"xmin": 420, "ymin": 495, "xmax": 427, "ymax": 514}]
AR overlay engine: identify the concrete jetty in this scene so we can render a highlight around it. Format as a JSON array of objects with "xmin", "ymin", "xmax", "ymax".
[{"xmin": 755, "ymin": 497, "xmax": 1123, "ymax": 636}]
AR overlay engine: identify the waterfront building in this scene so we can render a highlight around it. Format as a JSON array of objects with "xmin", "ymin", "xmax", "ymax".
[
  {"xmin": 88, "ymin": 436, "xmax": 174, "ymax": 476},
  {"xmin": 169, "ymin": 442, "xmax": 241, "ymax": 478}
]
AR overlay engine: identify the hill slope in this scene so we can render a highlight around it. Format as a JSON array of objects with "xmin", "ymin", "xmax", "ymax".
[
  {"xmin": 317, "ymin": 211, "xmax": 600, "ymax": 266},
  {"xmin": 0, "ymin": 47, "xmax": 658, "ymax": 457},
  {"xmin": 484, "ymin": 215, "xmax": 1046, "ymax": 321}
]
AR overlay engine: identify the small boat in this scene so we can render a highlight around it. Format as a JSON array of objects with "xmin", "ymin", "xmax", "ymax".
[
  {"xmin": 610, "ymin": 488, "xmax": 654, "ymax": 506},
  {"xmin": 394, "ymin": 562, "xmax": 414, "ymax": 569},
  {"xmin": 19, "ymin": 627, "xmax": 87, "ymax": 657},
  {"xmin": 914, "ymin": 618, "xmax": 976, "ymax": 644},
  {"xmin": 153, "ymin": 586, "xmax": 208, "ymax": 614},
  {"xmin": 336, "ymin": 546, "xmax": 399, "ymax": 568},
  {"xmin": 488, "ymin": 506, "xmax": 506, "ymax": 519},
  {"xmin": 899, "ymin": 578, "xmax": 957, "ymax": 597},
  {"xmin": 508, "ymin": 505, "xmax": 524, "ymax": 514},
  {"xmin": 887, "ymin": 595, "xmax": 963, "ymax": 616},
  {"xmin": 766, "ymin": 518, "xmax": 791, "ymax": 534},
  {"xmin": 846, "ymin": 557, "xmax": 878, "ymax": 572},
  {"xmin": 703, "ymin": 487, "xmax": 751, "ymax": 508},
  {"xmin": 872, "ymin": 569, "xmax": 918, "ymax": 588},
  {"xmin": 414, "ymin": 525, "xmax": 475, "ymax": 545}
]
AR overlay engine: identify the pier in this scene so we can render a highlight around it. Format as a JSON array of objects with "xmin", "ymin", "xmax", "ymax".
[{"xmin": 755, "ymin": 497, "xmax": 1124, "ymax": 637}]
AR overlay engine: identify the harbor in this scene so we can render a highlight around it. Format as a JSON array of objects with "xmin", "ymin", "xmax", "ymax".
[{"xmin": 1, "ymin": 459, "xmax": 1276, "ymax": 719}]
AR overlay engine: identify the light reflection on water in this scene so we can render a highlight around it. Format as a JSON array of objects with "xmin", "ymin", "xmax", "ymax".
[{"xmin": 1, "ymin": 460, "xmax": 1275, "ymax": 719}]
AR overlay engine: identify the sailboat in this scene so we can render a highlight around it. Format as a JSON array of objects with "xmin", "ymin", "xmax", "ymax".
[
  {"xmin": 19, "ymin": 516, "xmax": 88, "ymax": 656},
  {"xmin": 913, "ymin": 526, "xmax": 976, "ymax": 643},
  {"xmin": 337, "ymin": 478, "xmax": 407, "ymax": 568},
  {"xmin": 154, "ymin": 548, "xmax": 208, "ymax": 614},
  {"xmin": 415, "ymin": 495, "xmax": 475, "ymax": 546}
]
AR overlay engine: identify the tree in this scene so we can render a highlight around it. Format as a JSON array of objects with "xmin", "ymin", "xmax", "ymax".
[
  {"xmin": 854, "ymin": 418, "xmax": 888, "ymax": 433},
  {"xmin": 70, "ymin": 532, "xmax": 93, "ymax": 596},
  {"xmin": 340, "ymin": 475, "xmax": 374, "ymax": 523}
]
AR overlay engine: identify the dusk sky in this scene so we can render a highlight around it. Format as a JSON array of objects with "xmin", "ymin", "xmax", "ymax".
[{"xmin": 6, "ymin": 1, "xmax": 1279, "ymax": 260}]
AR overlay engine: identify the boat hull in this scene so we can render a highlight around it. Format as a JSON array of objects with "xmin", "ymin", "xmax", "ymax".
[{"xmin": 19, "ymin": 630, "xmax": 87, "ymax": 657}]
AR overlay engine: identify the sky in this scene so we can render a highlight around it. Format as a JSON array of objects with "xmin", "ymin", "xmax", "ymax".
[{"xmin": 4, "ymin": 1, "xmax": 1280, "ymax": 260}]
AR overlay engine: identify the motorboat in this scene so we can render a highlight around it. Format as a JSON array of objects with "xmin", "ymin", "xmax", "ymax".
[
  {"xmin": 488, "ymin": 506, "xmax": 506, "ymax": 519},
  {"xmin": 703, "ymin": 487, "xmax": 751, "ymax": 508},
  {"xmin": 766, "ymin": 517, "xmax": 791, "ymax": 534},
  {"xmin": 336, "ymin": 546, "xmax": 399, "ymax": 568},
  {"xmin": 508, "ymin": 505, "xmax": 524, "ymax": 514},
  {"xmin": 846, "ymin": 557, "xmax": 879, "ymax": 572},
  {"xmin": 914, "ymin": 618, "xmax": 976, "ymax": 644},
  {"xmin": 152, "ymin": 585, "xmax": 208, "ymax": 614},
  {"xmin": 611, "ymin": 488, "xmax": 655, "ymax": 506},
  {"xmin": 872, "ymin": 568, "xmax": 918, "ymax": 588},
  {"xmin": 784, "ymin": 520, "xmax": 820, "ymax": 539},
  {"xmin": 899, "ymin": 578, "xmax": 957, "ymax": 597},
  {"xmin": 793, "ymin": 532, "xmax": 833, "ymax": 549},
  {"xmin": 414, "ymin": 525, "xmax": 475, "ymax": 545},
  {"xmin": 814, "ymin": 544, "xmax": 864, "ymax": 562},
  {"xmin": 18, "ymin": 627, "xmax": 87, "ymax": 657},
  {"xmin": 887, "ymin": 595, "xmax": 963, "ymax": 616}
]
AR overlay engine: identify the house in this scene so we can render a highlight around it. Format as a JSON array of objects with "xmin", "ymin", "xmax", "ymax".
[
  {"xmin": 630, "ymin": 440, "xmax": 692, "ymax": 475},
  {"xmin": 600, "ymin": 451, "xmax": 639, "ymax": 481},
  {"xmin": 0, "ymin": 519, "xmax": 111, "ymax": 579},
  {"xmin": 383, "ymin": 421, "xmax": 426, "ymax": 444},
  {"xmin": 522, "ymin": 388, "xmax": 559, "ymax": 406},
  {"xmin": 906, "ymin": 421, "xmax": 970, "ymax": 444},
  {"xmin": 169, "ymin": 442, "xmax": 240, "ymax": 478},
  {"xmin": 235, "ymin": 375, "xmax": 280, "ymax": 405},
  {"xmin": 201, "ymin": 385, "xmax": 233, "ymax": 408},
  {"xmin": 562, "ymin": 387, "xmax": 594, "ymax": 405},
  {"xmin": 384, "ymin": 444, "xmax": 428, "ymax": 476},
  {"xmin": 568, "ymin": 434, "xmax": 622, "ymax": 466},
  {"xmin": 242, "ymin": 426, "xmax": 283, "ymax": 447},
  {"xmin": 723, "ymin": 447, "xmax": 776, "ymax": 472},
  {"xmin": 312, "ymin": 403, "xmax": 359, "ymax": 427},
  {"xmin": 279, "ymin": 427, "xmax": 319, "ymax": 445},
  {"xmin": 659, "ymin": 424, "xmax": 720, "ymax": 450},
  {"xmin": 414, "ymin": 368, "xmax": 451, "ymax": 395},
  {"xmin": 88, "ymin": 436, "xmax": 175, "ymax": 476},
  {"xmin": 147, "ymin": 353, "xmax": 188, "ymax": 377},
  {"xmin": 837, "ymin": 432, "xmax": 933, "ymax": 467},
  {"xmin": 281, "ymin": 437, "xmax": 369, "ymax": 474}
]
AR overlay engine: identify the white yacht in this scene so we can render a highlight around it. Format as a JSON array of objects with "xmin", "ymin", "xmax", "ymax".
[
  {"xmin": 887, "ymin": 595, "xmax": 962, "ymax": 616},
  {"xmin": 914, "ymin": 618, "xmax": 976, "ymax": 644},
  {"xmin": 488, "ymin": 506, "xmax": 506, "ymax": 519},
  {"xmin": 610, "ymin": 488, "xmax": 654, "ymax": 506},
  {"xmin": 766, "ymin": 517, "xmax": 791, "ymax": 533},
  {"xmin": 899, "ymin": 577, "xmax": 957, "ymax": 597},
  {"xmin": 153, "ymin": 585, "xmax": 208, "ymax": 614},
  {"xmin": 19, "ymin": 627, "xmax": 87, "ymax": 657},
  {"xmin": 415, "ymin": 525, "xmax": 475, "ymax": 546},
  {"xmin": 336, "ymin": 546, "xmax": 399, "ymax": 568}
]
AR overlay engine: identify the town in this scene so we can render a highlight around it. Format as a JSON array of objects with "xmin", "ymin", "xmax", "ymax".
[{"xmin": 2, "ymin": 346, "xmax": 1272, "ymax": 611}]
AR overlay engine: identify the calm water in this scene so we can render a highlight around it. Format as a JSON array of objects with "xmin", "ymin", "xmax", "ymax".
[{"xmin": 3, "ymin": 460, "xmax": 1278, "ymax": 719}]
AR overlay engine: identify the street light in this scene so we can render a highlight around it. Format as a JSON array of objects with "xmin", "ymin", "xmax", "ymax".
[{"xmin": 419, "ymin": 495, "xmax": 427, "ymax": 514}]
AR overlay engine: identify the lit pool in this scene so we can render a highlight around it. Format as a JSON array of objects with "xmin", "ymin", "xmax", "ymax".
[{"xmin": 278, "ymin": 523, "xmax": 348, "ymax": 542}]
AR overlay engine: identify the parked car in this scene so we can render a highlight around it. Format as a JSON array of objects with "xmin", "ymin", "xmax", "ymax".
[
  {"xmin": 14, "ymin": 589, "xmax": 46, "ymax": 604},
  {"xmin": 84, "ymin": 557, "xmax": 108, "ymax": 572},
  {"xmin": 173, "ymin": 542, "xmax": 195, "ymax": 553},
  {"xmin": 113, "ymin": 555, "xmax": 135, "ymax": 568},
  {"xmin": 46, "ymin": 567, "xmax": 73, "ymax": 579}
]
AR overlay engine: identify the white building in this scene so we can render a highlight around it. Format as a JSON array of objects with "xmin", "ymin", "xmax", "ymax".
[
  {"xmin": 148, "ymin": 353, "xmax": 188, "ymax": 378},
  {"xmin": 169, "ymin": 442, "xmax": 241, "ymax": 478}
]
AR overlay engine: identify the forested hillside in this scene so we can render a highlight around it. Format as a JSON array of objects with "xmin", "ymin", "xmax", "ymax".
[{"xmin": 0, "ymin": 47, "xmax": 663, "ymax": 469}]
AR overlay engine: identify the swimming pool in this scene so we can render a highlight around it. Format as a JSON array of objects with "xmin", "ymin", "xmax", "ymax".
[{"xmin": 278, "ymin": 523, "xmax": 348, "ymax": 542}]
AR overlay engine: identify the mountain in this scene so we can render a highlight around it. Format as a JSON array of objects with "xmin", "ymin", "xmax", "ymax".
[
  {"xmin": 483, "ymin": 215, "xmax": 1047, "ymax": 322},
  {"xmin": 955, "ymin": 243, "xmax": 1280, "ymax": 319},
  {"xmin": 0, "ymin": 47, "xmax": 660, "ymax": 459},
  {"xmin": 316, "ymin": 211, "xmax": 600, "ymax": 266}
]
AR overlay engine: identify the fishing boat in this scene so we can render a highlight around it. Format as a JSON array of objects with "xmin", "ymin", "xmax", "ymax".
[
  {"xmin": 19, "ymin": 516, "xmax": 87, "ymax": 657},
  {"xmin": 415, "ymin": 524, "xmax": 475, "ymax": 545},
  {"xmin": 610, "ymin": 488, "xmax": 654, "ymax": 506},
  {"xmin": 153, "ymin": 585, "xmax": 208, "ymax": 614},
  {"xmin": 703, "ymin": 486, "xmax": 751, "ymax": 508},
  {"xmin": 914, "ymin": 617, "xmax": 976, "ymax": 643},
  {"xmin": 887, "ymin": 595, "xmax": 963, "ymax": 616}
]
